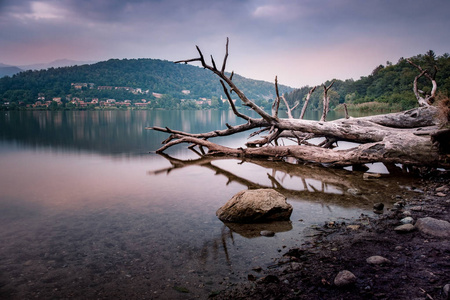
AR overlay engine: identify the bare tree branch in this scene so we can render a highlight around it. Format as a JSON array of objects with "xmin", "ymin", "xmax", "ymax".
[
  {"xmin": 219, "ymin": 80, "xmax": 250, "ymax": 121},
  {"xmin": 300, "ymin": 86, "xmax": 317, "ymax": 119},
  {"xmin": 176, "ymin": 38, "xmax": 277, "ymax": 124},
  {"xmin": 272, "ymin": 76, "xmax": 281, "ymax": 118},
  {"xmin": 221, "ymin": 37, "xmax": 229, "ymax": 74},
  {"xmin": 320, "ymin": 80, "xmax": 335, "ymax": 122},
  {"xmin": 407, "ymin": 59, "xmax": 437, "ymax": 106}
]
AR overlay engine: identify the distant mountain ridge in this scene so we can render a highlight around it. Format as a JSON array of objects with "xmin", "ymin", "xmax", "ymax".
[
  {"xmin": 19, "ymin": 59, "xmax": 97, "ymax": 71},
  {"xmin": 0, "ymin": 64, "xmax": 23, "ymax": 77},
  {"xmin": 0, "ymin": 59, "xmax": 97, "ymax": 78}
]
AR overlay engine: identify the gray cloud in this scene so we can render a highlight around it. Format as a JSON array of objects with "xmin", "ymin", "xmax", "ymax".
[{"xmin": 1, "ymin": 0, "xmax": 449, "ymax": 86}]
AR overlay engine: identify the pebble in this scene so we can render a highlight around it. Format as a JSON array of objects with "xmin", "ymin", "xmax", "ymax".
[
  {"xmin": 252, "ymin": 266, "xmax": 262, "ymax": 272},
  {"xmin": 366, "ymin": 255, "xmax": 391, "ymax": 265},
  {"xmin": 436, "ymin": 185, "xmax": 448, "ymax": 192},
  {"xmin": 436, "ymin": 192, "xmax": 447, "ymax": 197},
  {"xmin": 410, "ymin": 206, "xmax": 423, "ymax": 211},
  {"xmin": 443, "ymin": 283, "xmax": 450, "ymax": 299},
  {"xmin": 373, "ymin": 203, "xmax": 384, "ymax": 210},
  {"xmin": 393, "ymin": 201, "xmax": 404, "ymax": 209},
  {"xmin": 260, "ymin": 230, "xmax": 275, "ymax": 237},
  {"xmin": 347, "ymin": 225, "xmax": 360, "ymax": 230},
  {"xmin": 247, "ymin": 274, "xmax": 256, "ymax": 281},
  {"xmin": 348, "ymin": 188, "xmax": 362, "ymax": 196},
  {"xmin": 363, "ymin": 173, "xmax": 382, "ymax": 179},
  {"xmin": 402, "ymin": 210, "xmax": 412, "ymax": 217},
  {"xmin": 394, "ymin": 224, "xmax": 415, "ymax": 233},
  {"xmin": 400, "ymin": 217, "xmax": 414, "ymax": 224},
  {"xmin": 258, "ymin": 275, "xmax": 280, "ymax": 284},
  {"xmin": 334, "ymin": 270, "xmax": 357, "ymax": 287},
  {"xmin": 394, "ymin": 246, "xmax": 403, "ymax": 251}
]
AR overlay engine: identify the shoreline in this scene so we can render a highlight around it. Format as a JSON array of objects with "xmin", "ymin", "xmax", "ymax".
[{"xmin": 215, "ymin": 172, "xmax": 450, "ymax": 299}]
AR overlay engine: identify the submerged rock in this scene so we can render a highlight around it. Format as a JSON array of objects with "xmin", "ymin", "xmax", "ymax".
[
  {"xmin": 223, "ymin": 221, "xmax": 292, "ymax": 238},
  {"xmin": 216, "ymin": 189, "xmax": 292, "ymax": 223},
  {"xmin": 415, "ymin": 217, "xmax": 450, "ymax": 238},
  {"xmin": 260, "ymin": 230, "xmax": 275, "ymax": 237}
]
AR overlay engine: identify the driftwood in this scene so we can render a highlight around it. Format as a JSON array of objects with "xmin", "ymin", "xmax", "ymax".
[{"xmin": 146, "ymin": 39, "xmax": 450, "ymax": 169}]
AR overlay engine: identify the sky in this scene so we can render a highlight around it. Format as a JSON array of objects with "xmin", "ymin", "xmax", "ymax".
[{"xmin": 0, "ymin": 0, "xmax": 449, "ymax": 88}]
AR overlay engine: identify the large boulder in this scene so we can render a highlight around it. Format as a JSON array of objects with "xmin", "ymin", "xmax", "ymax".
[
  {"xmin": 216, "ymin": 189, "xmax": 292, "ymax": 223},
  {"xmin": 415, "ymin": 217, "xmax": 450, "ymax": 238}
]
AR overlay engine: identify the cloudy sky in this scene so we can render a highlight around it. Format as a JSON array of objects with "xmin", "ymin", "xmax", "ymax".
[{"xmin": 1, "ymin": 0, "xmax": 449, "ymax": 87}]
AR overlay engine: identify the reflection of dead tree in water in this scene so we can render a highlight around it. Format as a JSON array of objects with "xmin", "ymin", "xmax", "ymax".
[
  {"xmin": 198, "ymin": 224, "xmax": 235, "ymax": 266},
  {"xmin": 147, "ymin": 38, "xmax": 449, "ymax": 169},
  {"xmin": 148, "ymin": 154, "xmax": 419, "ymax": 208}
]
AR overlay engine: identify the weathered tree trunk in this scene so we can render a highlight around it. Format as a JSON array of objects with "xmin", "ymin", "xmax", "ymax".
[{"xmin": 146, "ymin": 39, "xmax": 450, "ymax": 169}]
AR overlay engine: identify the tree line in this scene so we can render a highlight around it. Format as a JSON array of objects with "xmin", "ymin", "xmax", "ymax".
[
  {"xmin": 1, "ymin": 51, "xmax": 449, "ymax": 112},
  {"xmin": 284, "ymin": 50, "xmax": 450, "ymax": 112},
  {"xmin": 0, "ymin": 58, "xmax": 291, "ymax": 110}
]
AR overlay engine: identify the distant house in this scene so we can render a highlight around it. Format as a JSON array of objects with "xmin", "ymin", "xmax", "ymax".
[
  {"xmin": 52, "ymin": 97, "xmax": 62, "ymax": 104},
  {"xmin": 34, "ymin": 101, "xmax": 42, "ymax": 107},
  {"xmin": 182, "ymin": 90, "xmax": 190, "ymax": 95},
  {"xmin": 70, "ymin": 97, "xmax": 81, "ymax": 104},
  {"xmin": 98, "ymin": 86, "xmax": 114, "ymax": 90},
  {"xmin": 71, "ymin": 83, "xmax": 94, "ymax": 89},
  {"xmin": 152, "ymin": 92, "xmax": 163, "ymax": 99},
  {"xmin": 115, "ymin": 86, "xmax": 133, "ymax": 91},
  {"xmin": 104, "ymin": 99, "xmax": 116, "ymax": 107}
]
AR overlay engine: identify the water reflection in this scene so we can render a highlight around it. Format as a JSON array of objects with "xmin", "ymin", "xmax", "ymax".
[
  {"xmin": 149, "ymin": 152, "xmax": 421, "ymax": 268},
  {"xmin": 0, "ymin": 110, "xmax": 423, "ymax": 299},
  {"xmin": 150, "ymin": 153, "xmax": 416, "ymax": 210},
  {"xmin": 0, "ymin": 110, "xmax": 249, "ymax": 155}
]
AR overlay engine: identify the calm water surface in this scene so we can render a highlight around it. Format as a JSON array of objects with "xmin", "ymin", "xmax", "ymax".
[{"xmin": 0, "ymin": 110, "xmax": 422, "ymax": 299}]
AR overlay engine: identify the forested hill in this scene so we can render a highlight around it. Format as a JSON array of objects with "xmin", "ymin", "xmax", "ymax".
[
  {"xmin": 0, "ymin": 58, "xmax": 292, "ymax": 106},
  {"xmin": 284, "ymin": 51, "xmax": 450, "ymax": 111}
]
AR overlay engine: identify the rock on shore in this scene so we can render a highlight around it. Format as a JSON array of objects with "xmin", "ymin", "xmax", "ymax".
[{"xmin": 216, "ymin": 189, "xmax": 292, "ymax": 223}]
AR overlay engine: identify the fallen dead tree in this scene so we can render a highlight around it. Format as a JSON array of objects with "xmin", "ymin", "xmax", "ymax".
[{"xmin": 146, "ymin": 39, "xmax": 450, "ymax": 169}]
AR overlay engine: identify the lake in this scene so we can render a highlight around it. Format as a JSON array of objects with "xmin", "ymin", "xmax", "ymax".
[{"xmin": 0, "ymin": 110, "xmax": 423, "ymax": 299}]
